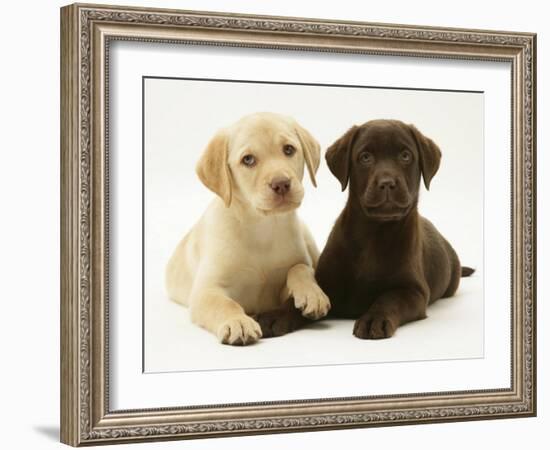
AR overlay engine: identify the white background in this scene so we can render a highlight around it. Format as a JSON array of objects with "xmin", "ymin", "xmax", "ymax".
[
  {"xmin": 142, "ymin": 76, "xmax": 486, "ymax": 374},
  {"xmin": 0, "ymin": 0, "xmax": 546, "ymax": 449}
]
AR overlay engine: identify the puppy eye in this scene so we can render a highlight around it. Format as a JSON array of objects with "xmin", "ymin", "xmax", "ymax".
[
  {"xmin": 283, "ymin": 144, "xmax": 296, "ymax": 156},
  {"xmin": 399, "ymin": 150, "xmax": 412, "ymax": 164},
  {"xmin": 358, "ymin": 151, "xmax": 374, "ymax": 165},
  {"xmin": 241, "ymin": 154, "xmax": 256, "ymax": 167}
]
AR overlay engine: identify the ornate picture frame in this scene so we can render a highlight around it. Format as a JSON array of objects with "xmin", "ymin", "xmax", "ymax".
[{"xmin": 60, "ymin": 3, "xmax": 536, "ymax": 446}]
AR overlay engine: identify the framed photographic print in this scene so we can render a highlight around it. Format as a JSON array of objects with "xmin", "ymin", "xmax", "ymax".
[{"xmin": 60, "ymin": 3, "xmax": 537, "ymax": 446}]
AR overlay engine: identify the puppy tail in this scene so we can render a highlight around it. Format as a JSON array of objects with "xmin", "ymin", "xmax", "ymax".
[{"xmin": 461, "ymin": 266, "xmax": 475, "ymax": 277}]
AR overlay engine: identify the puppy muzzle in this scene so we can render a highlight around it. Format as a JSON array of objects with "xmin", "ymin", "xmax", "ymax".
[
  {"xmin": 255, "ymin": 175, "xmax": 304, "ymax": 215},
  {"xmin": 362, "ymin": 177, "xmax": 412, "ymax": 221}
]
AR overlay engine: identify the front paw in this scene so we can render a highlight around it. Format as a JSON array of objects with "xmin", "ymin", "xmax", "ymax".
[
  {"xmin": 292, "ymin": 283, "xmax": 331, "ymax": 320},
  {"xmin": 217, "ymin": 315, "xmax": 262, "ymax": 345},
  {"xmin": 255, "ymin": 308, "xmax": 302, "ymax": 338},
  {"xmin": 353, "ymin": 311, "xmax": 397, "ymax": 339}
]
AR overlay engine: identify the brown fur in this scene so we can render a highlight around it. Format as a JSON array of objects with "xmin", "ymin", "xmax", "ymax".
[{"xmin": 315, "ymin": 119, "xmax": 473, "ymax": 339}]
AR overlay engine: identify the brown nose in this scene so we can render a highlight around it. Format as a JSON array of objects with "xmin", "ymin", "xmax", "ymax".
[
  {"xmin": 270, "ymin": 177, "xmax": 291, "ymax": 196},
  {"xmin": 377, "ymin": 176, "xmax": 397, "ymax": 191}
]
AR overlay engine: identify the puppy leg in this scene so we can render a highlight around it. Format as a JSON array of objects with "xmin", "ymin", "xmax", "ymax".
[
  {"xmin": 255, "ymin": 300, "xmax": 309, "ymax": 338},
  {"xmin": 190, "ymin": 288, "xmax": 262, "ymax": 345},
  {"xmin": 353, "ymin": 288, "xmax": 427, "ymax": 339},
  {"xmin": 286, "ymin": 264, "xmax": 331, "ymax": 320}
]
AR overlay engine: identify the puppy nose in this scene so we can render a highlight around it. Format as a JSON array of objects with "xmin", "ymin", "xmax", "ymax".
[
  {"xmin": 270, "ymin": 177, "xmax": 291, "ymax": 195},
  {"xmin": 378, "ymin": 177, "xmax": 397, "ymax": 190}
]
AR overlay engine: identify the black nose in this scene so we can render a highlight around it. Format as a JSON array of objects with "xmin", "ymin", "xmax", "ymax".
[
  {"xmin": 270, "ymin": 177, "xmax": 291, "ymax": 195},
  {"xmin": 378, "ymin": 177, "xmax": 397, "ymax": 190}
]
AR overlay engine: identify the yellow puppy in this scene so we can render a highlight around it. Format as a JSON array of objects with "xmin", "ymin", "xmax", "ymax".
[{"xmin": 166, "ymin": 112, "xmax": 330, "ymax": 345}]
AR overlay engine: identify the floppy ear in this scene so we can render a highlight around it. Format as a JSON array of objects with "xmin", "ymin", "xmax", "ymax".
[
  {"xmin": 325, "ymin": 126, "xmax": 359, "ymax": 191},
  {"xmin": 196, "ymin": 129, "xmax": 232, "ymax": 207},
  {"xmin": 294, "ymin": 123, "xmax": 321, "ymax": 187},
  {"xmin": 408, "ymin": 124, "xmax": 442, "ymax": 190}
]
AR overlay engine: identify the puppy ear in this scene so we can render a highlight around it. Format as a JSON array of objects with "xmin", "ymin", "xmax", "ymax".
[
  {"xmin": 294, "ymin": 123, "xmax": 320, "ymax": 187},
  {"xmin": 325, "ymin": 126, "xmax": 359, "ymax": 191},
  {"xmin": 408, "ymin": 124, "xmax": 442, "ymax": 190},
  {"xmin": 196, "ymin": 129, "xmax": 232, "ymax": 207}
]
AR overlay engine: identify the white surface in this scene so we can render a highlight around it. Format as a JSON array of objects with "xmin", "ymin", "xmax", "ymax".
[
  {"xmin": 146, "ymin": 277, "xmax": 483, "ymax": 373},
  {"xmin": 110, "ymin": 33, "xmax": 510, "ymax": 410},
  {"xmin": 143, "ymin": 78, "xmax": 486, "ymax": 373},
  {"xmin": 1, "ymin": 1, "xmax": 548, "ymax": 449}
]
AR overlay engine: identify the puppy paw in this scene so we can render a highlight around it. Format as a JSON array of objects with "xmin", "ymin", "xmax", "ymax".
[
  {"xmin": 353, "ymin": 312, "xmax": 397, "ymax": 339},
  {"xmin": 291, "ymin": 283, "xmax": 331, "ymax": 320},
  {"xmin": 217, "ymin": 315, "xmax": 262, "ymax": 345},
  {"xmin": 255, "ymin": 309, "xmax": 303, "ymax": 338}
]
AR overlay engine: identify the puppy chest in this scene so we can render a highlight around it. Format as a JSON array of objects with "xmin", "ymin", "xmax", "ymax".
[
  {"xmin": 240, "ymin": 229, "xmax": 309, "ymax": 267},
  {"xmin": 229, "ymin": 249, "xmax": 306, "ymax": 313},
  {"xmin": 230, "ymin": 265, "xmax": 288, "ymax": 313},
  {"xmin": 354, "ymin": 249, "xmax": 412, "ymax": 283},
  {"xmin": 236, "ymin": 253, "xmax": 298, "ymax": 289}
]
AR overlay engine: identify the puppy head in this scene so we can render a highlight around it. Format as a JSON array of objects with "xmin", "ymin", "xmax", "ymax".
[
  {"xmin": 196, "ymin": 112, "xmax": 320, "ymax": 214},
  {"xmin": 326, "ymin": 119, "xmax": 441, "ymax": 222}
]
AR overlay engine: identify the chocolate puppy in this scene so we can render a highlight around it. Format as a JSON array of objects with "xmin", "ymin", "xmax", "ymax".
[{"xmin": 315, "ymin": 119, "xmax": 474, "ymax": 339}]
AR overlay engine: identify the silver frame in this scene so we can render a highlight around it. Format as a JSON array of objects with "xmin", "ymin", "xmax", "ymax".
[{"xmin": 60, "ymin": 3, "xmax": 536, "ymax": 446}]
